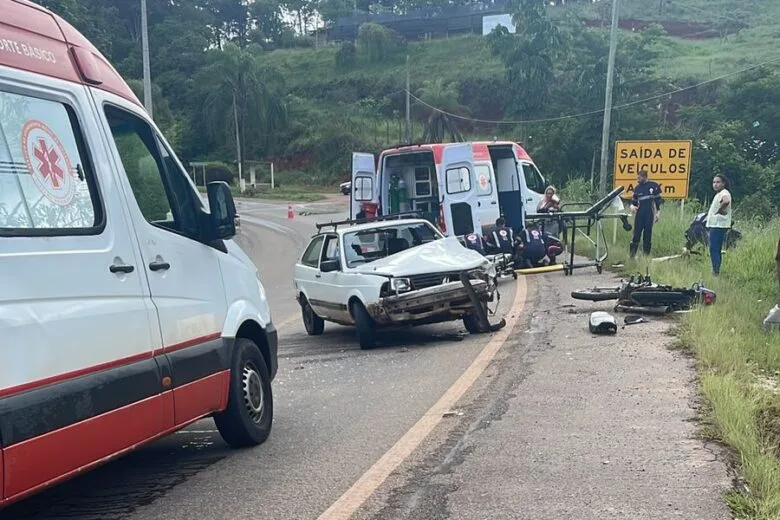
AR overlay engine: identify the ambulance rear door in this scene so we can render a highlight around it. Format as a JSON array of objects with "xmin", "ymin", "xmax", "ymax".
[
  {"xmin": 351, "ymin": 152, "xmax": 376, "ymax": 220},
  {"xmin": 440, "ymin": 143, "xmax": 480, "ymax": 237}
]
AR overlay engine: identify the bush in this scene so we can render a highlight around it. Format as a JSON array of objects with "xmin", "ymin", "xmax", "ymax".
[
  {"xmin": 357, "ymin": 23, "xmax": 405, "ymax": 63},
  {"xmin": 336, "ymin": 41, "xmax": 357, "ymax": 70}
]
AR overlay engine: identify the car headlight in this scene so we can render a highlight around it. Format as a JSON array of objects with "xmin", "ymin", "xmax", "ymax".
[{"xmin": 390, "ymin": 277, "xmax": 412, "ymax": 293}]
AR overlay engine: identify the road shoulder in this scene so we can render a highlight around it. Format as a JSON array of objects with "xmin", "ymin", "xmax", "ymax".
[{"xmin": 359, "ymin": 269, "xmax": 734, "ymax": 520}]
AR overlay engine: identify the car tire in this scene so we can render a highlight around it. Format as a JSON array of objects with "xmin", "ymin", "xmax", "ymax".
[
  {"xmin": 351, "ymin": 301, "xmax": 376, "ymax": 350},
  {"xmin": 214, "ymin": 338, "xmax": 273, "ymax": 448},
  {"xmin": 301, "ymin": 297, "xmax": 325, "ymax": 335},
  {"xmin": 463, "ymin": 301, "xmax": 487, "ymax": 334}
]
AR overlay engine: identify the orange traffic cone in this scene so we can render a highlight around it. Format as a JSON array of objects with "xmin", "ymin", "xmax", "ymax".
[{"xmin": 287, "ymin": 203, "xmax": 294, "ymax": 220}]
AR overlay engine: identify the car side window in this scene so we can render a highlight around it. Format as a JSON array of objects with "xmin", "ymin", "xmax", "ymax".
[
  {"xmin": 301, "ymin": 236, "xmax": 324, "ymax": 267},
  {"xmin": 104, "ymin": 105, "xmax": 199, "ymax": 238},
  {"xmin": 0, "ymin": 89, "xmax": 102, "ymax": 233},
  {"xmin": 322, "ymin": 235, "xmax": 339, "ymax": 263}
]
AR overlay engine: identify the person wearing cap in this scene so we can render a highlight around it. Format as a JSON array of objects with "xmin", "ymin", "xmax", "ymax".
[{"xmin": 629, "ymin": 169, "xmax": 662, "ymax": 258}]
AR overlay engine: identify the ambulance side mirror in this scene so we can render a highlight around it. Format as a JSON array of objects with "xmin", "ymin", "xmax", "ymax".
[{"xmin": 207, "ymin": 181, "xmax": 237, "ymax": 240}]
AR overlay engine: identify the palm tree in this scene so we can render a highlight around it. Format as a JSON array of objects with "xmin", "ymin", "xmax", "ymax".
[
  {"xmin": 199, "ymin": 42, "xmax": 286, "ymax": 183},
  {"xmin": 417, "ymin": 79, "xmax": 467, "ymax": 143}
]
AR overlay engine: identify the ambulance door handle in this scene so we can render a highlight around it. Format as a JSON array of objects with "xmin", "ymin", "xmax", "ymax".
[
  {"xmin": 149, "ymin": 260, "xmax": 171, "ymax": 272},
  {"xmin": 110, "ymin": 263, "xmax": 135, "ymax": 274}
]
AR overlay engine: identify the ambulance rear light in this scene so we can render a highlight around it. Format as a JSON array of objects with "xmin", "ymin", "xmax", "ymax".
[{"xmin": 438, "ymin": 204, "xmax": 446, "ymax": 234}]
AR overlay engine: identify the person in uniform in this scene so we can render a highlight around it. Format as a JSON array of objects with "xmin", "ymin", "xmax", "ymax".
[
  {"xmin": 629, "ymin": 169, "xmax": 662, "ymax": 258},
  {"xmin": 488, "ymin": 217, "xmax": 516, "ymax": 256},
  {"xmin": 463, "ymin": 231, "xmax": 487, "ymax": 255},
  {"xmin": 516, "ymin": 226, "xmax": 563, "ymax": 268}
]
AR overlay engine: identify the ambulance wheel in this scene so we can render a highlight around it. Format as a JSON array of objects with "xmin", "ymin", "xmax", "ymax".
[
  {"xmin": 301, "ymin": 296, "xmax": 324, "ymax": 335},
  {"xmin": 351, "ymin": 301, "xmax": 376, "ymax": 350},
  {"xmin": 214, "ymin": 338, "xmax": 273, "ymax": 448}
]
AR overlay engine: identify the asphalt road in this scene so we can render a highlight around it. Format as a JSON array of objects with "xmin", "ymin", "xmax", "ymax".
[{"xmin": 1, "ymin": 195, "xmax": 524, "ymax": 520}]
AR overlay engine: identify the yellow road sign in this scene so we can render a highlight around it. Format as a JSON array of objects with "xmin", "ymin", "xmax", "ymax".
[{"xmin": 613, "ymin": 140, "xmax": 692, "ymax": 199}]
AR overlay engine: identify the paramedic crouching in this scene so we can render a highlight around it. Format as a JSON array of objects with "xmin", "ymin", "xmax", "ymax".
[
  {"xmin": 488, "ymin": 217, "xmax": 517, "ymax": 256},
  {"xmin": 629, "ymin": 170, "xmax": 663, "ymax": 258}
]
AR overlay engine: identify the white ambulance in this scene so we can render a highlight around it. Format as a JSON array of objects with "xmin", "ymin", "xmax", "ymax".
[
  {"xmin": 0, "ymin": 0, "xmax": 277, "ymax": 507},
  {"xmin": 350, "ymin": 141, "xmax": 548, "ymax": 236}
]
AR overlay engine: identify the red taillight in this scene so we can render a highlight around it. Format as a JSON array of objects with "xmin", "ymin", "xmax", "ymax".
[{"xmin": 702, "ymin": 289, "xmax": 716, "ymax": 305}]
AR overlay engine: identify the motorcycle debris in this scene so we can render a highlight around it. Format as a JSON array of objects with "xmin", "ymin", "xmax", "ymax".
[
  {"xmin": 624, "ymin": 315, "xmax": 648, "ymax": 325},
  {"xmin": 589, "ymin": 311, "xmax": 618, "ymax": 335}
]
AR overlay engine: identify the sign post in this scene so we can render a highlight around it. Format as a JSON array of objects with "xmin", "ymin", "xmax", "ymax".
[{"xmin": 613, "ymin": 140, "xmax": 692, "ymax": 201}]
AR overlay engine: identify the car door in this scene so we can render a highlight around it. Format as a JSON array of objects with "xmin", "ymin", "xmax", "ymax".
[
  {"xmin": 0, "ymin": 79, "xmax": 162, "ymax": 500},
  {"xmin": 296, "ymin": 235, "xmax": 325, "ymax": 311},
  {"xmin": 440, "ymin": 143, "xmax": 480, "ymax": 237},
  {"xmin": 306, "ymin": 234, "xmax": 349, "ymax": 320},
  {"xmin": 93, "ymin": 93, "xmax": 229, "ymax": 426},
  {"xmin": 351, "ymin": 153, "xmax": 376, "ymax": 220}
]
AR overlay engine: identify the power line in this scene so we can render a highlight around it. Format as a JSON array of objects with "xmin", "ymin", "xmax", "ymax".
[{"xmin": 408, "ymin": 54, "xmax": 780, "ymax": 125}]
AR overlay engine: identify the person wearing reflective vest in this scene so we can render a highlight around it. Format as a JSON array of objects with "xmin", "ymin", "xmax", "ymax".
[
  {"xmin": 463, "ymin": 231, "xmax": 487, "ymax": 255},
  {"xmin": 489, "ymin": 217, "xmax": 516, "ymax": 255},
  {"xmin": 517, "ymin": 226, "xmax": 563, "ymax": 268}
]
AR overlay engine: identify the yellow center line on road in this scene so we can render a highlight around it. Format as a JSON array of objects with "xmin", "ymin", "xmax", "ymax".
[{"xmin": 317, "ymin": 276, "xmax": 528, "ymax": 520}]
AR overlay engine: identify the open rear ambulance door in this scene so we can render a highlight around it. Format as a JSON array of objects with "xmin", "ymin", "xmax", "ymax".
[
  {"xmin": 439, "ymin": 143, "xmax": 481, "ymax": 237},
  {"xmin": 351, "ymin": 152, "xmax": 376, "ymax": 220}
]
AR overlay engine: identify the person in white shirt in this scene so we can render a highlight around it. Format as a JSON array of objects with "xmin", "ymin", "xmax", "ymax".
[{"xmin": 705, "ymin": 173, "xmax": 733, "ymax": 276}]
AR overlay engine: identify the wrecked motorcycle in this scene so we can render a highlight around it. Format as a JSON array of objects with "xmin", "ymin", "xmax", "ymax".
[{"xmin": 571, "ymin": 274, "xmax": 717, "ymax": 314}]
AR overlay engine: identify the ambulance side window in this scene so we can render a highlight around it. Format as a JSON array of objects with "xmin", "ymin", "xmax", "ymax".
[
  {"xmin": 521, "ymin": 162, "xmax": 546, "ymax": 193},
  {"xmin": 446, "ymin": 167, "xmax": 471, "ymax": 194},
  {"xmin": 104, "ymin": 105, "xmax": 199, "ymax": 238},
  {"xmin": 0, "ymin": 90, "xmax": 102, "ymax": 234}
]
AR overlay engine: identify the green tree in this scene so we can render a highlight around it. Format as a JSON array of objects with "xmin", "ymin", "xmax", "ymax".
[
  {"xmin": 417, "ymin": 80, "xmax": 467, "ymax": 143},
  {"xmin": 197, "ymin": 43, "xmax": 287, "ymax": 178}
]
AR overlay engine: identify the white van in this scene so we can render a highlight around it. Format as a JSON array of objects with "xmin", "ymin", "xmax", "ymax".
[
  {"xmin": 350, "ymin": 141, "xmax": 548, "ymax": 236},
  {"xmin": 0, "ymin": 0, "xmax": 277, "ymax": 507}
]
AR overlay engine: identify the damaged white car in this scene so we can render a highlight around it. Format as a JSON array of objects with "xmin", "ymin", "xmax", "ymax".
[{"xmin": 293, "ymin": 218, "xmax": 498, "ymax": 349}]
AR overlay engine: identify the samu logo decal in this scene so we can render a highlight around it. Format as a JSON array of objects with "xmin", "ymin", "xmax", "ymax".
[{"xmin": 21, "ymin": 120, "xmax": 76, "ymax": 206}]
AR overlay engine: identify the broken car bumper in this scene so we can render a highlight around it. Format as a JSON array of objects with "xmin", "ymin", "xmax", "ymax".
[{"xmin": 372, "ymin": 279, "xmax": 491, "ymax": 324}]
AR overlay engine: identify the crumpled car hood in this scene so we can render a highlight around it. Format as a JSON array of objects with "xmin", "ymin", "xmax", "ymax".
[{"xmin": 352, "ymin": 236, "xmax": 488, "ymax": 277}]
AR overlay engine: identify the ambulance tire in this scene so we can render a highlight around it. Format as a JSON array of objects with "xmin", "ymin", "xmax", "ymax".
[
  {"xmin": 351, "ymin": 300, "xmax": 376, "ymax": 350},
  {"xmin": 214, "ymin": 339, "xmax": 273, "ymax": 448}
]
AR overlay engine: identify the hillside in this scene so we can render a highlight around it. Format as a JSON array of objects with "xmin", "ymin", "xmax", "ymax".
[
  {"xmin": 36, "ymin": 0, "xmax": 780, "ymax": 212},
  {"xmin": 261, "ymin": 0, "xmax": 780, "ymax": 185}
]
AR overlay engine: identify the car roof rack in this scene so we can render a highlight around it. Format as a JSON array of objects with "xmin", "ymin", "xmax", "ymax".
[{"xmin": 315, "ymin": 211, "xmax": 424, "ymax": 232}]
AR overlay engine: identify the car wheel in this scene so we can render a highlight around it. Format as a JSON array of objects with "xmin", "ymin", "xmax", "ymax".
[
  {"xmin": 301, "ymin": 297, "xmax": 324, "ymax": 335},
  {"xmin": 463, "ymin": 301, "xmax": 488, "ymax": 334},
  {"xmin": 214, "ymin": 338, "xmax": 273, "ymax": 448},
  {"xmin": 351, "ymin": 301, "xmax": 376, "ymax": 350}
]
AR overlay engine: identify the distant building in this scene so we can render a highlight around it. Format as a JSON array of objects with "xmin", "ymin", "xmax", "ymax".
[{"xmin": 318, "ymin": 0, "xmax": 514, "ymax": 42}]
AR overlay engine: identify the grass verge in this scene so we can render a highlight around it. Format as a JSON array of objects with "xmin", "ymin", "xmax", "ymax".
[{"xmin": 564, "ymin": 204, "xmax": 780, "ymax": 518}]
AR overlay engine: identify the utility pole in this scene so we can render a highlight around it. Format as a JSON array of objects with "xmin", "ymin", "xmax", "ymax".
[
  {"xmin": 405, "ymin": 55, "xmax": 411, "ymax": 144},
  {"xmin": 598, "ymin": 0, "xmax": 620, "ymax": 197},
  {"xmin": 141, "ymin": 0, "xmax": 153, "ymax": 118}
]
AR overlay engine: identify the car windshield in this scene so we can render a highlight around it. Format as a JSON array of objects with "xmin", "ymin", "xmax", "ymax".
[{"xmin": 343, "ymin": 222, "xmax": 442, "ymax": 268}]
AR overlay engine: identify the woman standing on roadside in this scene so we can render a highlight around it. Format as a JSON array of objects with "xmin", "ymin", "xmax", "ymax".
[{"xmin": 706, "ymin": 173, "xmax": 733, "ymax": 276}]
